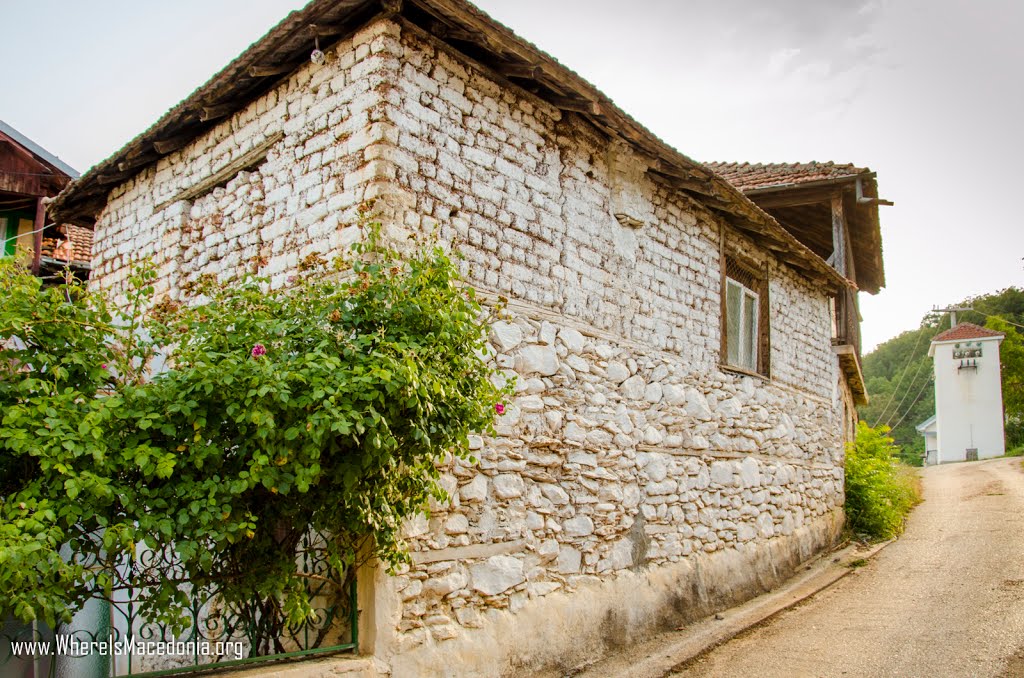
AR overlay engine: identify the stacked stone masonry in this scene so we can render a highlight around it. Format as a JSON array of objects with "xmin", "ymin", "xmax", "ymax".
[{"xmin": 87, "ymin": 18, "xmax": 851, "ymax": 674}]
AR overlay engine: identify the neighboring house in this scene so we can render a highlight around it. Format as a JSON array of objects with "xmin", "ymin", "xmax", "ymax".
[
  {"xmin": 50, "ymin": 1, "xmax": 886, "ymax": 675},
  {"xmin": 0, "ymin": 120, "xmax": 91, "ymax": 279},
  {"xmin": 707, "ymin": 161, "xmax": 889, "ymax": 441},
  {"xmin": 916, "ymin": 414, "xmax": 938, "ymax": 465},
  {"xmin": 921, "ymin": 322, "xmax": 1005, "ymax": 464}
]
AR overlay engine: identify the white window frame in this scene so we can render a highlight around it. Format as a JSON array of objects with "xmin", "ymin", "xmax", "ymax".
[{"xmin": 725, "ymin": 277, "xmax": 759, "ymax": 372}]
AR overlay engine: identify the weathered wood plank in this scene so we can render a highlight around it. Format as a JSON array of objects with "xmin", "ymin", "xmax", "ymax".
[
  {"xmin": 200, "ymin": 104, "xmax": 234, "ymax": 122},
  {"xmin": 831, "ymin": 191, "xmax": 847, "ymax": 278},
  {"xmin": 248, "ymin": 63, "xmax": 296, "ymax": 77},
  {"xmin": 118, "ymin": 153, "xmax": 161, "ymax": 173},
  {"xmin": 154, "ymin": 131, "xmax": 285, "ymax": 211},
  {"xmin": 548, "ymin": 96, "xmax": 602, "ymax": 115},
  {"xmin": 153, "ymin": 133, "xmax": 197, "ymax": 155},
  {"xmin": 496, "ymin": 62, "xmax": 541, "ymax": 79},
  {"xmin": 96, "ymin": 172, "xmax": 132, "ymax": 186}
]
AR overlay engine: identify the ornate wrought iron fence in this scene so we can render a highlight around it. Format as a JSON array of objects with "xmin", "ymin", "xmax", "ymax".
[{"xmin": 2, "ymin": 531, "xmax": 357, "ymax": 677}]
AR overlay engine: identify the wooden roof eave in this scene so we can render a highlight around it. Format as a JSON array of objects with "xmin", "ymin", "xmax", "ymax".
[
  {"xmin": 741, "ymin": 171, "xmax": 873, "ymax": 198},
  {"xmin": 49, "ymin": 0, "xmax": 853, "ymax": 294},
  {"xmin": 732, "ymin": 174, "xmax": 885, "ymax": 294},
  {"xmin": 49, "ymin": 0, "xmax": 382, "ymax": 227}
]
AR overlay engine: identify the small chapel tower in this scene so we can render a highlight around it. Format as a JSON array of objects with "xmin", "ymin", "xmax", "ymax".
[{"xmin": 927, "ymin": 322, "xmax": 1005, "ymax": 464}]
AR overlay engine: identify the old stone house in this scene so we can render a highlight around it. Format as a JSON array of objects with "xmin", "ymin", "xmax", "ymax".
[{"xmin": 51, "ymin": 0, "xmax": 886, "ymax": 675}]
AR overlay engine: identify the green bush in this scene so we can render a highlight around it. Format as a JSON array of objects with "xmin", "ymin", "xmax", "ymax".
[
  {"xmin": 0, "ymin": 221, "xmax": 511, "ymax": 632},
  {"xmin": 844, "ymin": 422, "xmax": 921, "ymax": 540}
]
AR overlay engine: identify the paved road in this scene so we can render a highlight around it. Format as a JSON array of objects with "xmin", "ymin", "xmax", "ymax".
[{"xmin": 672, "ymin": 456, "xmax": 1024, "ymax": 678}]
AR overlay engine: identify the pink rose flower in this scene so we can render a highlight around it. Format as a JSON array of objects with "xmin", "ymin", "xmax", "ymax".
[
  {"xmin": 495, "ymin": 403, "xmax": 505, "ymax": 415},
  {"xmin": 251, "ymin": 344, "xmax": 267, "ymax": 358}
]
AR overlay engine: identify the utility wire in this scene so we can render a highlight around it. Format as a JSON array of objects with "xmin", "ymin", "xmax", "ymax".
[
  {"xmin": 2, "ymin": 222, "xmax": 54, "ymax": 247},
  {"xmin": 883, "ymin": 356, "xmax": 931, "ymax": 428},
  {"xmin": 971, "ymin": 310, "xmax": 1024, "ymax": 331},
  {"xmin": 873, "ymin": 326, "xmax": 927, "ymax": 426},
  {"xmin": 888, "ymin": 373, "xmax": 936, "ymax": 432}
]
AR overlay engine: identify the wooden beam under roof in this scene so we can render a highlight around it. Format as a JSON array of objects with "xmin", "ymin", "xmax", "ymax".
[
  {"xmin": 200, "ymin": 104, "xmax": 234, "ymax": 122},
  {"xmin": 249, "ymin": 63, "xmax": 297, "ymax": 77},
  {"xmin": 748, "ymin": 185, "xmax": 850, "ymax": 209},
  {"xmin": 154, "ymin": 131, "xmax": 284, "ymax": 211},
  {"xmin": 650, "ymin": 161, "xmax": 716, "ymax": 196},
  {"xmin": 96, "ymin": 172, "xmax": 133, "ymax": 186},
  {"xmin": 309, "ymin": 22, "xmax": 346, "ymax": 35},
  {"xmin": 117, "ymin": 153, "xmax": 162, "ymax": 173},
  {"xmin": 548, "ymin": 96, "xmax": 603, "ymax": 115},
  {"xmin": 496, "ymin": 62, "xmax": 542, "ymax": 79},
  {"xmin": 153, "ymin": 133, "xmax": 197, "ymax": 155}
]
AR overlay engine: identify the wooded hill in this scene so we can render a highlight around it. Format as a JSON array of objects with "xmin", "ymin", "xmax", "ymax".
[{"xmin": 858, "ymin": 287, "xmax": 1024, "ymax": 464}]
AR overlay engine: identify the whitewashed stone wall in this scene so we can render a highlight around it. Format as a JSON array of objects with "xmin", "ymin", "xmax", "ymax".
[
  {"xmin": 378, "ymin": 25, "xmax": 845, "ymax": 670},
  {"xmin": 90, "ymin": 20, "xmax": 402, "ymax": 301},
  {"xmin": 86, "ymin": 17, "xmax": 847, "ymax": 676}
]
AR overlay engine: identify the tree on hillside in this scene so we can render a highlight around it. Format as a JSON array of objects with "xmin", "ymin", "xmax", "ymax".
[
  {"xmin": 859, "ymin": 287, "xmax": 1024, "ymax": 460},
  {"xmin": 986, "ymin": 316, "xmax": 1024, "ymax": 449},
  {"xmin": 859, "ymin": 325, "xmax": 936, "ymax": 465}
]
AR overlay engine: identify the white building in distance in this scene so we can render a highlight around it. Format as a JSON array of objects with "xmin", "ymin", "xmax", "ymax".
[{"xmin": 923, "ymin": 322, "xmax": 1005, "ymax": 464}]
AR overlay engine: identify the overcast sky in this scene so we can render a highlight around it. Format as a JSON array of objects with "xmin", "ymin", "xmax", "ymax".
[{"xmin": 3, "ymin": 0, "xmax": 1022, "ymax": 351}]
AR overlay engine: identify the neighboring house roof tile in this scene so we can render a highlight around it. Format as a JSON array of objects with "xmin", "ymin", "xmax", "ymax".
[
  {"xmin": 931, "ymin": 322, "xmax": 1004, "ymax": 342},
  {"xmin": 40, "ymin": 224, "xmax": 92, "ymax": 265},
  {"xmin": 705, "ymin": 161, "xmax": 869, "ymax": 192}
]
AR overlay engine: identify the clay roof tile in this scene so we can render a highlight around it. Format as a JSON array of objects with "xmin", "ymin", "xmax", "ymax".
[{"xmin": 931, "ymin": 322, "xmax": 1004, "ymax": 342}]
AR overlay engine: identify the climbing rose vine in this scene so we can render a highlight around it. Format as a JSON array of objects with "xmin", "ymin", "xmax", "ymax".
[{"xmin": 0, "ymin": 223, "xmax": 511, "ymax": 631}]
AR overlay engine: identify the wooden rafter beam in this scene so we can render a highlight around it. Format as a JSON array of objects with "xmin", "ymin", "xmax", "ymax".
[
  {"xmin": 650, "ymin": 161, "xmax": 717, "ymax": 197},
  {"xmin": 153, "ymin": 133, "xmax": 196, "ymax": 155},
  {"xmin": 444, "ymin": 27, "xmax": 480, "ymax": 42},
  {"xmin": 496, "ymin": 63, "xmax": 542, "ymax": 80},
  {"xmin": 309, "ymin": 22, "xmax": 345, "ymax": 36},
  {"xmin": 118, "ymin": 153, "xmax": 161, "ymax": 173},
  {"xmin": 154, "ymin": 131, "xmax": 284, "ymax": 211},
  {"xmin": 427, "ymin": 19, "xmax": 503, "ymax": 51},
  {"xmin": 248, "ymin": 63, "xmax": 296, "ymax": 77},
  {"xmin": 748, "ymin": 186, "xmax": 848, "ymax": 209},
  {"xmin": 96, "ymin": 172, "xmax": 132, "ymax": 186},
  {"xmin": 200, "ymin": 104, "xmax": 234, "ymax": 122},
  {"xmin": 548, "ymin": 96, "xmax": 602, "ymax": 115}
]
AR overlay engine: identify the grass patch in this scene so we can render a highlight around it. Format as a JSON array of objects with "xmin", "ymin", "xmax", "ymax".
[
  {"xmin": 847, "ymin": 558, "xmax": 869, "ymax": 568},
  {"xmin": 845, "ymin": 423, "xmax": 923, "ymax": 541},
  {"xmin": 1006, "ymin": 445, "xmax": 1024, "ymax": 458}
]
